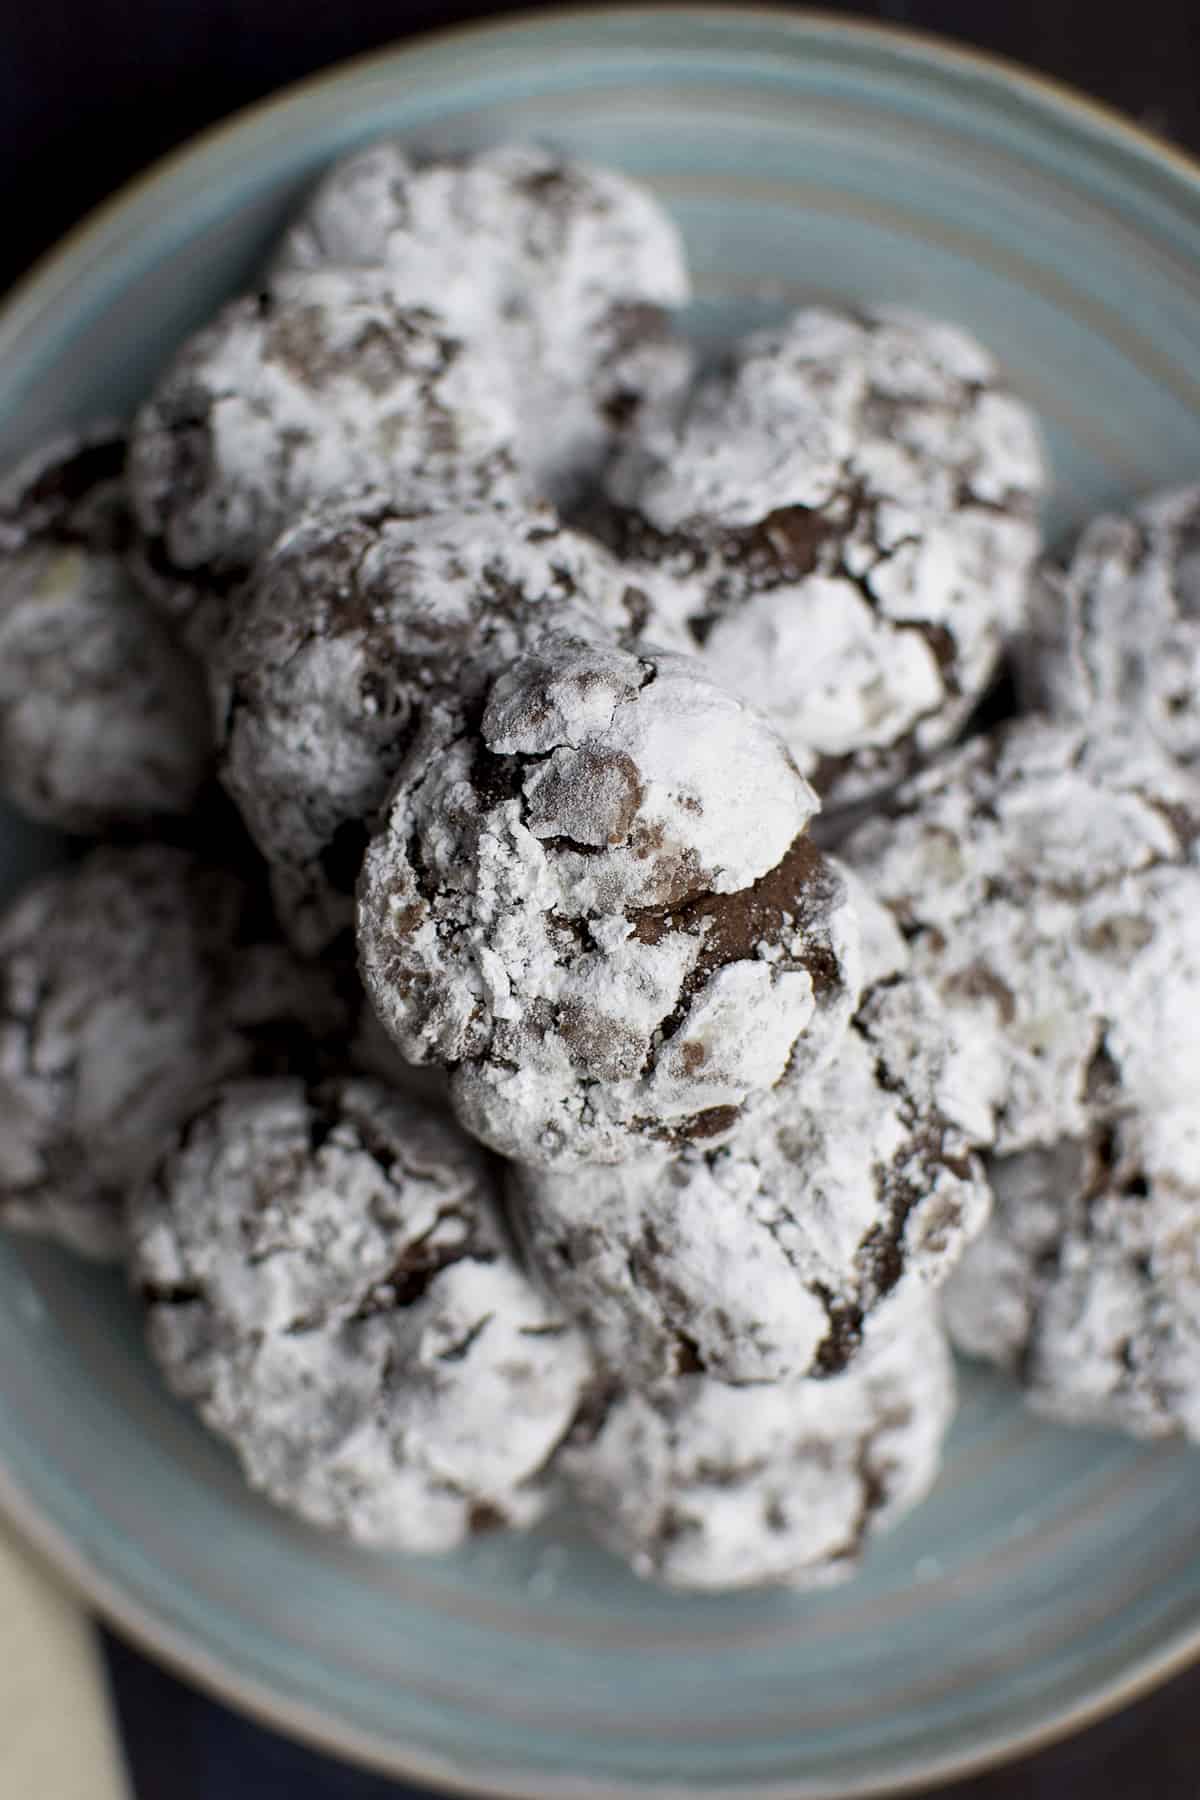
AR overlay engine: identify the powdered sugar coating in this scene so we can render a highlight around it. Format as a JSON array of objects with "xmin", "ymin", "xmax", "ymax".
[
  {"xmin": 273, "ymin": 140, "xmax": 692, "ymax": 503},
  {"xmin": 215, "ymin": 496, "xmax": 673, "ymax": 954},
  {"xmin": 128, "ymin": 270, "xmax": 524, "ymax": 637},
  {"xmin": 0, "ymin": 539, "xmax": 211, "ymax": 832},
  {"xmin": 0, "ymin": 846, "xmax": 351, "ymax": 1259},
  {"xmin": 510, "ymin": 923, "xmax": 990, "ymax": 1385},
  {"xmin": 605, "ymin": 307, "xmax": 1045, "ymax": 805},
  {"xmin": 129, "ymin": 1078, "xmax": 592, "ymax": 1549},
  {"xmin": 843, "ymin": 719, "xmax": 1200, "ymax": 1152},
  {"xmin": 563, "ymin": 1302, "xmax": 954, "ymax": 1591},
  {"xmin": 1023, "ymin": 484, "xmax": 1200, "ymax": 764},
  {"xmin": 358, "ymin": 635, "xmax": 861, "ymax": 1166},
  {"xmin": 945, "ymin": 1105, "xmax": 1200, "ymax": 1440}
]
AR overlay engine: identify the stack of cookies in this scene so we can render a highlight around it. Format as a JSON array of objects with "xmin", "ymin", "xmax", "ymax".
[{"xmin": 2, "ymin": 139, "xmax": 1192, "ymax": 1591}]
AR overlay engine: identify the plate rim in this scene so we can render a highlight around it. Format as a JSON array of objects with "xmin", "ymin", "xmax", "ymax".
[
  {"xmin": 4, "ymin": 2, "xmax": 1200, "ymax": 348},
  {"xmin": 2, "ymin": 7, "xmax": 1200, "ymax": 1794},
  {"xmin": 5, "ymin": 1438, "xmax": 1199, "ymax": 1800}
]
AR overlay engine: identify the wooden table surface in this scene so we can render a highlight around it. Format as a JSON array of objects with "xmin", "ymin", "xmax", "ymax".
[{"xmin": 4, "ymin": 3, "xmax": 1200, "ymax": 1795}]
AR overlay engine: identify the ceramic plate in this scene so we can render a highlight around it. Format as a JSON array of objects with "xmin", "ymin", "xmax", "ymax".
[{"xmin": 2, "ymin": 10, "xmax": 1200, "ymax": 1795}]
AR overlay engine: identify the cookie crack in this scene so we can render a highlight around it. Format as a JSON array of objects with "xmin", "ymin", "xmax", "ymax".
[
  {"xmin": 628, "ymin": 834, "xmax": 845, "ymax": 1077},
  {"xmin": 351, "ymin": 1242, "xmax": 498, "ymax": 1320},
  {"xmin": 807, "ymin": 1282, "xmax": 865, "ymax": 1377},
  {"xmin": 437, "ymin": 1311, "xmax": 494, "ymax": 1363}
]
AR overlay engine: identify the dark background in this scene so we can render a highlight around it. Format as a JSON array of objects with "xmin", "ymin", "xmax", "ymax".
[
  {"xmin": 5, "ymin": 3, "xmax": 1200, "ymax": 1796},
  {"xmin": 5, "ymin": 0, "xmax": 1200, "ymax": 299}
]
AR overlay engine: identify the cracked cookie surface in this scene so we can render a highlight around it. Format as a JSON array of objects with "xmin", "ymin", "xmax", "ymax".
[
  {"xmin": 843, "ymin": 719, "xmax": 1200, "ymax": 1153},
  {"xmin": 357, "ymin": 635, "xmax": 861, "ymax": 1165},
  {"xmin": 0, "ymin": 846, "xmax": 351, "ymax": 1258},
  {"xmin": 128, "ymin": 270, "xmax": 524, "ymax": 641},
  {"xmin": 604, "ymin": 307, "xmax": 1045, "ymax": 807},
  {"xmin": 562, "ymin": 1301, "xmax": 954, "ymax": 1590},
  {"xmin": 273, "ymin": 140, "xmax": 692, "ymax": 504},
  {"xmin": 510, "ymin": 894, "xmax": 990, "ymax": 1385},
  {"xmin": 945, "ymin": 1101, "xmax": 1200, "ymax": 1440},
  {"xmin": 215, "ymin": 497, "xmax": 674, "ymax": 954},
  {"xmin": 129, "ymin": 1077, "xmax": 592, "ymax": 1548},
  {"xmin": 1023, "ymin": 483, "xmax": 1200, "ymax": 766}
]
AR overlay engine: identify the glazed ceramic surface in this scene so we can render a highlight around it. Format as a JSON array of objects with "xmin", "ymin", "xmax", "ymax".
[{"xmin": 2, "ymin": 11, "xmax": 1200, "ymax": 1794}]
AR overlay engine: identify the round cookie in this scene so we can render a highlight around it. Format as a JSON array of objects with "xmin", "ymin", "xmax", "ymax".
[
  {"xmin": 945, "ymin": 1104, "xmax": 1200, "ymax": 1441},
  {"xmin": 1023, "ymin": 483, "xmax": 1200, "ymax": 764},
  {"xmin": 0, "ymin": 429, "xmax": 211, "ymax": 833},
  {"xmin": 604, "ymin": 307, "xmax": 1046, "ymax": 807},
  {"xmin": 562, "ymin": 1302, "xmax": 954, "ymax": 1591},
  {"xmin": 510, "ymin": 919, "xmax": 990, "ymax": 1386},
  {"xmin": 0, "ymin": 846, "xmax": 351, "ymax": 1259},
  {"xmin": 129, "ymin": 1077, "xmax": 593, "ymax": 1549},
  {"xmin": 215, "ymin": 496, "xmax": 671, "ymax": 954},
  {"xmin": 273, "ymin": 140, "xmax": 692, "ymax": 503},
  {"xmin": 358, "ymin": 634, "xmax": 861, "ymax": 1166},
  {"xmin": 127, "ymin": 269, "xmax": 524, "ymax": 642},
  {"xmin": 843, "ymin": 719, "xmax": 1200, "ymax": 1153}
]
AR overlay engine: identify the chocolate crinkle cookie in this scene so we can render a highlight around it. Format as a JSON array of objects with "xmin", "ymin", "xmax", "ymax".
[
  {"xmin": 0, "ymin": 430, "xmax": 212, "ymax": 834},
  {"xmin": 214, "ymin": 496, "xmax": 673, "ymax": 955},
  {"xmin": 945, "ymin": 1105, "xmax": 1200, "ymax": 1441},
  {"xmin": 129, "ymin": 1077, "xmax": 592, "ymax": 1549},
  {"xmin": 127, "ymin": 269, "xmax": 524, "ymax": 642},
  {"xmin": 510, "ymin": 889, "xmax": 990, "ymax": 1386},
  {"xmin": 273, "ymin": 140, "xmax": 692, "ymax": 504},
  {"xmin": 1023, "ymin": 483, "xmax": 1200, "ymax": 765},
  {"xmin": 358, "ymin": 633, "xmax": 861, "ymax": 1166},
  {"xmin": 0, "ymin": 845, "xmax": 352, "ymax": 1259},
  {"xmin": 843, "ymin": 718, "xmax": 1200, "ymax": 1153},
  {"xmin": 562, "ymin": 1302, "xmax": 954, "ymax": 1591},
  {"xmin": 603, "ymin": 307, "xmax": 1046, "ymax": 807}
]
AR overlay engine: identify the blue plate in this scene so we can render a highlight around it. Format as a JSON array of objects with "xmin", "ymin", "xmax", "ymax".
[{"xmin": 3, "ymin": 11, "xmax": 1200, "ymax": 1794}]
